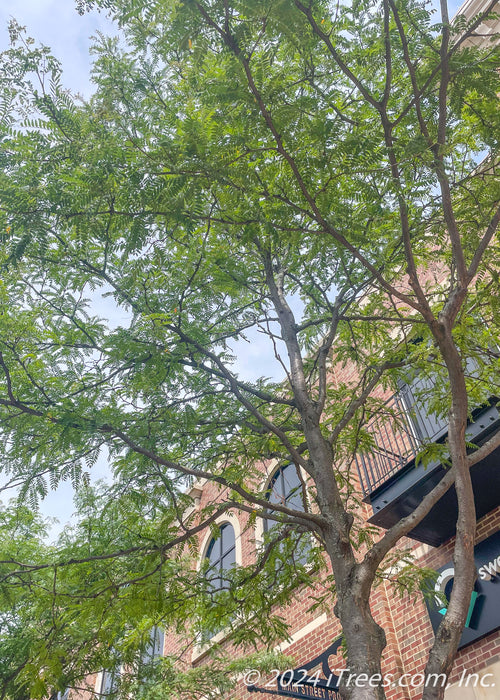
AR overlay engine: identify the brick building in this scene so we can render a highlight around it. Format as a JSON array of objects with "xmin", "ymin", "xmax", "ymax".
[{"xmin": 162, "ymin": 447, "xmax": 500, "ymax": 700}]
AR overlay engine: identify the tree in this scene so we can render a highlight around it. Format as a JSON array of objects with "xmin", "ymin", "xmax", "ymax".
[{"xmin": 0, "ymin": 0, "xmax": 499, "ymax": 698}]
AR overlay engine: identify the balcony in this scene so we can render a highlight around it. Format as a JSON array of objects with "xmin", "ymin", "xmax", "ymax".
[{"xmin": 356, "ymin": 381, "xmax": 500, "ymax": 546}]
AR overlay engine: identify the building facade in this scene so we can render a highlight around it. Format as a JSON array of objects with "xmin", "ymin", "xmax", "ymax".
[{"xmin": 162, "ymin": 476, "xmax": 500, "ymax": 700}]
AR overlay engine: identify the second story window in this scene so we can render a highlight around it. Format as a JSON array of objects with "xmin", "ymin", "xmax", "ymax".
[
  {"xmin": 137, "ymin": 625, "xmax": 164, "ymax": 686},
  {"xmin": 201, "ymin": 522, "xmax": 237, "ymax": 641},
  {"xmin": 265, "ymin": 463, "xmax": 304, "ymax": 525},
  {"xmin": 264, "ymin": 464, "xmax": 309, "ymax": 565},
  {"xmin": 99, "ymin": 669, "xmax": 119, "ymax": 698},
  {"xmin": 141, "ymin": 626, "xmax": 164, "ymax": 664},
  {"xmin": 205, "ymin": 522, "xmax": 236, "ymax": 591}
]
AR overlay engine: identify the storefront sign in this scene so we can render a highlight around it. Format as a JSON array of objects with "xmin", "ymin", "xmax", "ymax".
[{"xmin": 427, "ymin": 529, "xmax": 500, "ymax": 649}]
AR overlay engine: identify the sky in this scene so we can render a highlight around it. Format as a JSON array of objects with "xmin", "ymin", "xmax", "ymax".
[
  {"xmin": 0, "ymin": 1, "xmax": 118, "ymax": 534},
  {"xmin": 0, "ymin": 0, "xmax": 470, "ymax": 533},
  {"xmin": 0, "ymin": 0, "xmax": 115, "ymax": 99}
]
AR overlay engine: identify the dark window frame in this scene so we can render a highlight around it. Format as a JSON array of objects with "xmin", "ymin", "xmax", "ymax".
[
  {"xmin": 263, "ymin": 463, "xmax": 305, "ymax": 533},
  {"xmin": 204, "ymin": 521, "xmax": 236, "ymax": 591}
]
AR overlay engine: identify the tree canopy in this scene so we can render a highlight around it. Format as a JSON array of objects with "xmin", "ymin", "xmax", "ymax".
[{"xmin": 0, "ymin": 0, "xmax": 499, "ymax": 698}]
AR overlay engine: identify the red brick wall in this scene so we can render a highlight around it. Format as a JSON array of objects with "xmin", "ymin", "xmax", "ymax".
[{"xmin": 180, "ymin": 486, "xmax": 500, "ymax": 700}]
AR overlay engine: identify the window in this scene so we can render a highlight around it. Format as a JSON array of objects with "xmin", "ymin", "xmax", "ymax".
[
  {"xmin": 265, "ymin": 463, "xmax": 304, "ymax": 518},
  {"xmin": 137, "ymin": 626, "xmax": 164, "ymax": 686},
  {"xmin": 98, "ymin": 627, "xmax": 163, "ymax": 695},
  {"xmin": 99, "ymin": 670, "xmax": 119, "ymax": 697},
  {"xmin": 205, "ymin": 522, "xmax": 236, "ymax": 591},
  {"xmin": 141, "ymin": 626, "xmax": 164, "ymax": 664},
  {"xmin": 54, "ymin": 691, "xmax": 69, "ymax": 700},
  {"xmin": 202, "ymin": 522, "xmax": 236, "ymax": 641},
  {"xmin": 398, "ymin": 375, "xmax": 449, "ymax": 444},
  {"xmin": 264, "ymin": 464, "xmax": 309, "ymax": 564}
]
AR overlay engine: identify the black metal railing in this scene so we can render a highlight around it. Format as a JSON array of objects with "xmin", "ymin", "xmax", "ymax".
[{"xmin": 355, "ymin": 383, "xmax": 449, "ymax": 496}]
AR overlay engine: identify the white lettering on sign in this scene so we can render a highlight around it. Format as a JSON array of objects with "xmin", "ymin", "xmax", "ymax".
[{"xmin": 478, "ymin": 554, "xmax": 500, "ymax": 580}]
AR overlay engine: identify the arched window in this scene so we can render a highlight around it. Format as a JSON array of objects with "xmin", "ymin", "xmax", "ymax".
[
  {"xmin": 265, "ymin": 463, "xmax": 304, "ymax": 526},
  {"xmin": 264, "ymin": 464, "xmax": 309, "ymax": 563},
  {"xmin": 202, "ymin": 522, "xmax": 237, "ymax": 641},
  {"xmin": 205, "ymin": 522, "xmax": 236, "ymax": 591}
]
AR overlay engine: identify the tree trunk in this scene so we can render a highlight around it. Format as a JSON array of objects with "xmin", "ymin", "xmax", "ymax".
[
  {"xmin": 422, "ymin": 329, "xmax": 477, "ymax": 700},
  {"xmin": 326, "ymin": 534, "xmax": 387, "ymax": 700}
]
